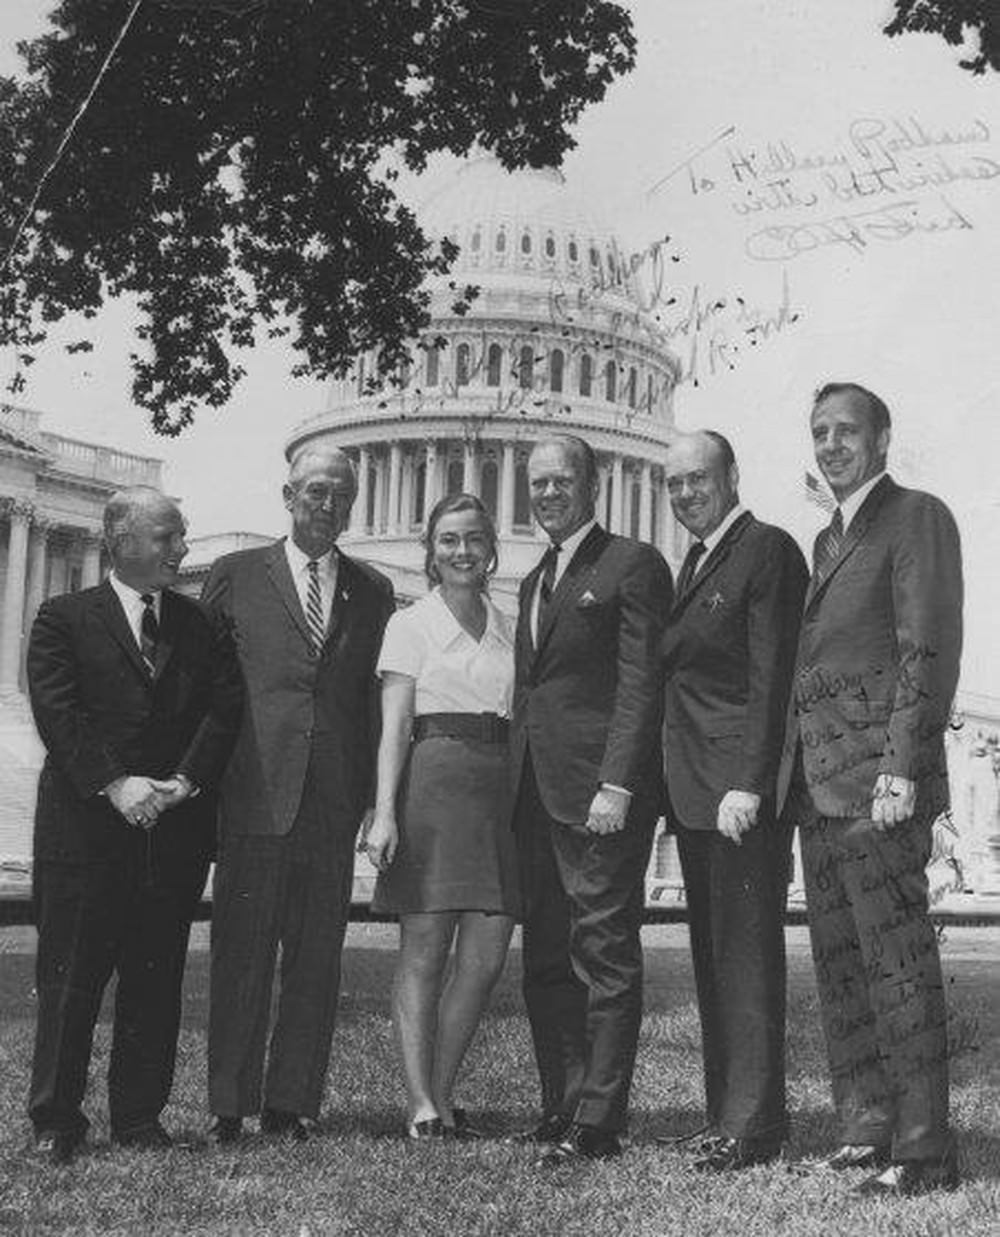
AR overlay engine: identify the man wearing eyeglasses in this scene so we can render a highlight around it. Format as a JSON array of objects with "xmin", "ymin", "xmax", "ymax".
[{"xmin": 202, "ymin": 447, "xmax": 394, "ymax": 1145}]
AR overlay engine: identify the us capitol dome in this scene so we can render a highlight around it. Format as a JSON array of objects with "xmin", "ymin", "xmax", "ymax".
[{"xmin": 286, "ymin": 157, "xmax": 685, "ymax": 608}]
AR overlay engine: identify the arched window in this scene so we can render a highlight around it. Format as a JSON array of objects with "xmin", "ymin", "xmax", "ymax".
[
  {"xmin": 519, "ymin": 344, "xmax": 534, "ymax": 391},
  {"xmin": 426, "ymin": 347, "xmax": 440, "ymax": 387},
  {"xmin": 481, "ymin": 459, "xmax": 498, "ymax": 519},
  {"xmin": 399, "ymin": 356, "xmax": 411, "ymax": 390},
  {"xmin": 456, "ymin": 343, "xmax": 470, "ymax": 387},
  {"xmin": 626, "ymin": 366, "xmax": 637, "ymax": 409},
  {"xmin": 630, "ymin": 479, "xmax": 641, "ymax": 539},
  {"xmin": 579, "ymin": 354, "xmax": 592, "ymax": 397},
  {"xmin": 568, "ymin": 239, "xmax": 579, "ymax": 263},
  {"xmin": 550, "ymin": 348, "xmax": 564, "ymax": 394},
  {"xmin": 495, "ymin": 229, "xmax": 506, "ymax": 253},
  {"xmin": 545, "ymin": 234, "xmax": 556, "ymax": 259},
  {"xmin": 590, "ymin": 247, "xmax": 601, "ymax": 268},
  {"xmin": 521, "ymin": 231, "xmax": 532, "ymax": 255},
  {"xmin": 604, "ymin": 360, "xmax": 617, "ymax": 402},
  {"xmin": 471, "ymin": 228, "xmax": 482, "ymax": 252},
  {"xmin": 447, "ymin": 458, "xmax": 464, "ymax": 496},
  {"xmin": 414, "ymin": 461, "xmax": 426, "ymax": 526},
  {"xmin": 646, "ymin": 374, "xmax": 654, "ymax": 414},
  {"xmin": 514, "ymin": 460, "xmax": 531, "ymax": 526},
  {"xmin": 487, "ymin": 343, "xmax": 502, "ymax": 387}
]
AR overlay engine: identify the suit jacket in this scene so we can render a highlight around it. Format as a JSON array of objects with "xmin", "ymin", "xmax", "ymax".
[
  {"xmin": 663, "ymin": 512, "xmax": 808, "ymax": 830},
  {"xmin": 202, "ymin": 540, "xmax": 394, "ymax": 837},
  {"xmin": 512, "ymin": 525, "xmax": 672, "ymax": 824},
  {"xmin": 795, "ymin": 477, "xmax": 962, "ymax": 820},
  {"xmin": 27, "ymin": 581, "xmax": 243, "ymax": 865}
]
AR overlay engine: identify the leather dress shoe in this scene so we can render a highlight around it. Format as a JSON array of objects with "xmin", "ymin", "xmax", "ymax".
[
  {"xmin": 855, "ymin": 1151, "xmax": 959, "ymax": 1197},
  {"xmin": 260, "ymin": 1108, "xmax": 311, "ymax": 1142},
  {"xmin": 447, "ymin": 1108, "xmax": 487, "ymax": 1141},
  {"xmin": 693, "ymin": 1135, "xmax": 782, "ymax": 1172},
  {"xmin": 655, "ymin": 1124, "xmax": 724, "ymax": 1155},
  {"xmin": 408, "ymin": 1116, "xmax": 447, "ymax": 1140},
  {"xmin": 819, "ymin": 1143, "xmax": 891, "ymax": 1172},
  {"xmin": 507, "ymin": 1113, "xmax": 573, "ymax": 1145},
  {"xmin": 34, "ymin": 1128, "xmax": 85, "ymax": 1166},
  {"xmin": 207, "ymin": 1116, "xmax": 244, "ymax": 1146},
  {"xmin": 113, "ymin": 1121, "xmax": 173, "ymax": 1151},
  {"xmin": 537, "ymin": 1124, "xmax": 623, "ymax": 1167}
]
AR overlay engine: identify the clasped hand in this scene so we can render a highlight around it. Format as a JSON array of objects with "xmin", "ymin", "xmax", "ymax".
[
  {"xmin": 716, "ymin": 789, "xmax": 761, "ymax": 845},
  {"xmin": 106, "ymin": 775, "xmax": 192, "ymax": 829}
]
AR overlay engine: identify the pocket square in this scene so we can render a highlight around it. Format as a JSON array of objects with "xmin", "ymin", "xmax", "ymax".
[{"xmin": 576, "ymin": 590, "xmax": 600, "ymax": 608}]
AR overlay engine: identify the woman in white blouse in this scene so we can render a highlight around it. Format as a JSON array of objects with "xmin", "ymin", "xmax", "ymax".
[{"xmin": 365, "ymin": 494, "xmax": 519, "ymax": 1139}]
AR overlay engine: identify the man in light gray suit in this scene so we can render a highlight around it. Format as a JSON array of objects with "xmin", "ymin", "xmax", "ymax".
[{"xmin": 203, "ymin": 446, "xmax": 394, "ymax": 1143}]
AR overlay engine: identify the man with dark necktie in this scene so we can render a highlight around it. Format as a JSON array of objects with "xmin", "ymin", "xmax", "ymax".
[
  {"xmin": 794, "ymin": 382, "xmax": 963, "ymax": 1195},
  {"xmin": 660, "ymin": 431, "xmax": 808, "ymax": 1170},
  {"xmin": 26, "ymin": 487, "xmax": 242, "ymax": 1162},
  {"xmin": 510, "ymin": 433, "xmax": 672, "ymax": 1165},
  {"xmin": 203, "ymin": 446, "xmax": 393, "ymax": 1144}
]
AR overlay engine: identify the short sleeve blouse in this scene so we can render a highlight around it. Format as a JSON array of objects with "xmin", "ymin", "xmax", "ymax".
[{"xmin": 377, "ymin": 588, "xmax": 514, "ymax": 717}]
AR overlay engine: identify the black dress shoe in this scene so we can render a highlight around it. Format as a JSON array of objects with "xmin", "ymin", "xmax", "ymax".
[
  {"xmin": 113, "ymin": 1121, "xmax": 173, "ymax": 1151},
  {"xmin": 260, "ymin": 1109, "xmax": 311, "ymax": 1141},
  {"xmin": 507, "ymin": 1113, "xmax": 573, "ymax": 1145},
  {"xmin": 207, "ymin": 1116, "xmax": 244, "ymax": 1146},
  {"xmin": 655, "ymin": 1124, "xmax": 724, "ymax": 1154},
  {"xmin": 447, "ymin": 1108, "xmax": 487, "ymax": 1141},
  {"xmin": 855, "ymin": 1152, "xmax": 959, "ymax": 1197},
  {"xmin": 693, "ymin": 1135, "xmax": 782, "ymax": 1172},
  {"xmin": 537, "ymin": 1124, "xmax": 623, "ymax": 1167},
  {"xmin": 34, "ymin": 1128, "xmax": 85, "ymax": 1166},
  {"xmin": 407, "ymin": 1116, "xmax": 447, "ymax": 1140},
  {"xmin": 818, "ymin": 1143, "xmax": 891, "ymax": 1172}
]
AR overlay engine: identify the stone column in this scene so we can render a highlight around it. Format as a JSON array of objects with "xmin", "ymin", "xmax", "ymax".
[
  {"xmin": 372, "ymin": 452, "xmax": 387, "ymax": 534},
  {"xmin": 0, "ymin": 499, "xmax": 33, "ymax": 697},
  {"xmin": 462, "ymin": 440, "xmax": 478, "ymax": 496},
  {"xmin": 424, "ymin": 440, "xmax": 440, "ymax": 515},
  {"xmin": 639, "ymin": 460, "xmax": 653, "ymax": 543},
  {"xmin": 400, "ymin": 448, "xmax": 414, "ymax": 532},
  {"xmin": 610, "ymin": 456, "xmax": 624, "ymax": 534},
  {"xmin": 499, "ymin": 440, "xmax": 516, "ymax": 535},
  {"xmin": 351, "ymin": 446, "xmax": 371, "ymax": 534},
  {"xmin": 81, "ymin": 531, "xmax": 103, "ymax": 589},
  {"xmin": 387, "ymin": 441, "xmax": 403, "ymax": 534}
]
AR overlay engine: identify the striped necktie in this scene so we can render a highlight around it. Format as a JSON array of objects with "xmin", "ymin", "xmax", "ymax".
[
  {"xmin": 305, "ymin": 560, "xmax": 326, "ymax": 655},
  {"xmin": 139, "ymin": 592, "xmax": 158, "ymax": 674},
  {"xmin": 813, "ymin": 508, "xmax": 844, "ymax": 576}
]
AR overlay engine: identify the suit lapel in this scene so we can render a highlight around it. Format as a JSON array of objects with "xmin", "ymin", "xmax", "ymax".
[
  {"xmin": 805, "ymin": 477, "xmax": 894, "ymax": 610},
  {"xmin": 673, "ymin": 511, "xmax": 753, "ymax": 617},
  {"xmin": 265, "ymin": 539, "xmax": 312, "ymax": 647},
  {"xmin": 324, "ymin": 551, "xmax": 355, "ymax": 655},
  {"xmin": 94, "ymin": 580, "xmax": 152, "ymax": 682},
  {"xmin": 151, "ymin": 589, "xmax": 179, "ymax": 681},
  {"xmin": 534, "ymin": 525, "xmax": 609, "ymax": 657}
]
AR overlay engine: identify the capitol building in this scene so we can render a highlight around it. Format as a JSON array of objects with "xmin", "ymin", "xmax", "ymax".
[{"xmin": 286, "ymin": 157, "xmax": 685, "ymax": 608}]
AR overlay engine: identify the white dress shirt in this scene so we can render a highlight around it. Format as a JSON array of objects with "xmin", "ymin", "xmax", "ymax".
[
  {"xmin": 109, "ymin": 572, "xmax": 161, "ymax": 651},
  {"xmin": 378, "ymin": 588, "xmax": 514, "ymax": 717},
  {"xmin": 530, "ymin": 518, "xmax": 597, "ymax": 644},
  {"xmin": 838, "ymin": 471, "xmax": 887, "ymax": 532},
  {"xmin": 284, "ymin": 537, "xmax": 338, "ymax": 633},
  {"xmin": 693, "ymin": 503, "xmax": 746, "ymax": 577}
]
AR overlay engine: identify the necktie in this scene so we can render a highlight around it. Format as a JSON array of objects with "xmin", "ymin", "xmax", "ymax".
[
  {"xmin": 813, "ymin": 508, "xmax": 844, "ymax": 576},
  {"xmin": 306, "ymin": 560, "xmax": 326, "ymax": 655},
  {"xmin": 676, "ymin": 541, "xmax": 706, "ymax": 595},
  {"xmin": 139, "ymin": 592, "xmax": 158, "ymax": 673},
  {"xmin": 537, "ymin": 543, "xmax": 561, "ymax": 627}
]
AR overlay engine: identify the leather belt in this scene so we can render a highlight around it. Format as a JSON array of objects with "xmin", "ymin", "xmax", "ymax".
[{"xmin": 412, "ymin": 712, "xmax": 510, "ymax": 745}]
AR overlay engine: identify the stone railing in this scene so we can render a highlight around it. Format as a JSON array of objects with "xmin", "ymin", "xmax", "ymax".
[{"xmin": 38, "ymin": 433, "xmax": 163, "ymax": 488}]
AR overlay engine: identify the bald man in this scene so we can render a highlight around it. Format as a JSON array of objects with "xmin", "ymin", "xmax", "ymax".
[
  {"xmin": 661, "ymin": 432, "xmax": 807, "ymax": 1171},
  {"xmin": 203, "ymin": 448, "xmax": 394, "ymax": 1143},
  {"xmin": 27, "ymin": 488, "xmax": 242, "ymax": 1161}
]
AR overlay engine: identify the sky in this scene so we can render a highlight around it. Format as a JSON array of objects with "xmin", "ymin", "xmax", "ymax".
[{"xmin": 1, "ymin": 0, "xmax": 997, "ymax": 698}]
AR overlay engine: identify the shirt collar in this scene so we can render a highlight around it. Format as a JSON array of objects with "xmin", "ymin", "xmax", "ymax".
[
  {"xmin": 547, "ymin": 517, "xmax": 596, "ymax": 562},
  {"xmin": 284, "ymin": 536, "xmax": 336, "ymax": 576},
  {"xmin": 426, "ymin": 587, "xmax": 511, "ymax": 652},
  {"xmin": 109, "ymin": 571, "xmax": 161, "ymax": 611},
  {"xmin": 839, "ymin": 472, "xmax": 887, "ymax": 532},
  {"xmin": 700, "ymin": 503, "xmax": 746, "ymax": 558}
]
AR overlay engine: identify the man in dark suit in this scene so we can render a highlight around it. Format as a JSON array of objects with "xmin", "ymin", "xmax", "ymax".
[
  {"xmin": 203, "ymin": 446, "xmax": 393, "ymax": 1144},
  {"xmin": 26, "ymin": 488, "xmax": 242, "ymax": 1163},
  {"xmin": 511, "ymin": 433, "xmax": 672, "ymax": 1165},
  {"xmin": 660, "ymin": 431, "xmax": 808, "ymax": 1171},
  {"xmin": 795, "ymin": 382, "xmax": 962, "ymax": 1196}
]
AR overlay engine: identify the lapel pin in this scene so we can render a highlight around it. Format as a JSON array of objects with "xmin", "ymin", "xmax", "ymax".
[{"xmin": 705, "ymin": 592, "xmax": 724, "ymax": 611}]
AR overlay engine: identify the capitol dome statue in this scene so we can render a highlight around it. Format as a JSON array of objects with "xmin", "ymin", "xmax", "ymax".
[{"xmin": 286, "ymin": 157, "xmax": 684, "ymax": 608}]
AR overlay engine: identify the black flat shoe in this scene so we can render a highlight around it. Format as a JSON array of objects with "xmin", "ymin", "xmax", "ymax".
[
  {"xmin": 855, "ymin": 1153, "xmax": 959, "ymax": 1197},
  {"xmin": 536, "ymin": 1124, "xmax": 623, "ymax": 1167},
  {"xmin": 113, "ymin": 1121, "xmax": 173, "ymax": 1151},
  {"xmin": 260, "ymin": 1109, "xmax": 311, "ymax": 1142},
  {"xmin": 507, "ymin": 1113, "xmax": 573, "ymax": 1145}
]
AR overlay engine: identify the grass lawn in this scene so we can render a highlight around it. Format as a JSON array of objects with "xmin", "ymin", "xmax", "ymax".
[{"xmin": 0, "ymin": 922, "xmax": 997, "ymax": 1236}]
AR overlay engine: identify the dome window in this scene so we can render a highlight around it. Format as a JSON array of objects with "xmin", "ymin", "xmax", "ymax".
[
  {"xmin": 518, "ymin": 344, "xmax": 534, "ymax": 391},
  {"xmin": 604, "ymin": 360, "xmax": 617, "ymax": 402},
  {"xmin": 579, "ymin": 354, "xmax": 593, "ymax": 397},
  {"xmin": 545, "ymin": 235, "xmax": 556, "ymax": 259},
  {"xmin": 426, "ymin": 346, "xmax": 440, "ymax": 387},
  {"xmin": 568, "ymin": 239, "xmax": 579, "ymax": 263},
  {"xmin": 590, "ymin": 247, "xmax": 600, "ymax": 267},
  {"xmin": 495, "ymin": 229, "xmax": 507, "ymax": 253},
  {"xmin": 521, "ymin": 231, "xmax": 532, "ymax": 255},
  {"xmin": 626, "ymin": 366, "xmax": 637, "ymax": 409},
  {"xmin": 481, "ymin": 459, "xmax": 499, "ymax": 519},
  {"xmin": 550, "ymin": 349, "xmax": 565, "ymax": 394},
  {"xmin": 471, "ymin": 228, "xmax": 482, "ymax": 252},
  {"xmin": 513, "ymin": 460, "xmax": 532, "ymax": 527},
  {"xmin": 487, "ymin": 343, "xmax": 502, "ymax": 387},
  {"xmin": 646, "ymin": 374, "xmax": 655, "ymax": 414},
  {"xmin": 456, "ymin": 342, "xmax": 471, "ymax": 387}
]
